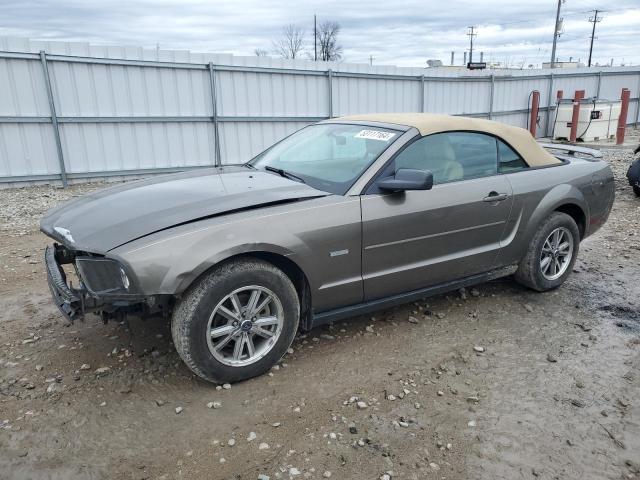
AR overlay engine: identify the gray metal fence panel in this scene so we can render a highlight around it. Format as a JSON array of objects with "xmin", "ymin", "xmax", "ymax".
[
  {"xmin": 0, "ymin": 123, "xmax": 59, "ymax": 176},
  {"xmin": 333, "ymin": 77, "xmax": 422, "ymax": 115},
  {"xmin": 216, "ymin": 70, "xmax": 329, "ymax": 117},
  {"xmin": 0, "ymin": 37, "xmax": 639, "ymax": 186},
  {"xmin": 493, "ymin": 77, "xmax": 550, "ymax": 114},
  {"xmin": 0, "ymin": 58, "xmax": 50, "ymax": 117},
  {"xmin": 219, "ymin": 121, "xmax": 311, "ymax": 163},
  {"xmin": 59, "ymin": 122, "xmax": 217, "ymax": 173},
  {"xmin": 424, "ymin": 80, "xmax": 492, "ymax": 115}
]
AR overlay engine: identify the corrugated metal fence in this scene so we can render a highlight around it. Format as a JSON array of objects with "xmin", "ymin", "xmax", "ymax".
[{"xmin": 1, "ymin": 37, "xmax": 639, "ymax": 186}]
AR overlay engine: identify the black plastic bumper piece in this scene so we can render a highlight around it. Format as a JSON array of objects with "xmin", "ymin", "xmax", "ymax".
[{"xmin": 45, "ymin": 245, "xmax": 83, "ymax": 322}]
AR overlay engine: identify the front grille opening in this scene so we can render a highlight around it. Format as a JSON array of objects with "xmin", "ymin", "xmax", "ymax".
[
  {"xmin": 53, "ymin": 243, "xmax": 98, "ymax": 291},
  {"xmin": 60, "ymin": 263, "xmax": 83, "ymax": 290}
]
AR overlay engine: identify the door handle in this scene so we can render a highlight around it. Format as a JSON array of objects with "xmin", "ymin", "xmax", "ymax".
[{"xmin": 483, "ymin": 192, "xmax": 509, "ymax": 202}]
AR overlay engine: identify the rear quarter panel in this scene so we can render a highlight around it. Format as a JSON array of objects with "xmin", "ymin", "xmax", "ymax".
[{"xmin": 497, "ymin": 158, "xmax": 613, "ymax": 266}]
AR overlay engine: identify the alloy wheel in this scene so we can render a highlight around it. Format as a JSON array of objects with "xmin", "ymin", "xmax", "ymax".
[
  {"xmin": 540, "ymin": 227, "xmax": 574, "ymax": 281},
  {"xmin": 206, "ymin": 285, "xmax": 284, "ymax": 367}
]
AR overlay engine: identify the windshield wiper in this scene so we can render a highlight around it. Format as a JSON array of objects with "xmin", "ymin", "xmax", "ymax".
[{"xmin": 264, "ymin": 165, "xmax": 306, "ymax": 184}]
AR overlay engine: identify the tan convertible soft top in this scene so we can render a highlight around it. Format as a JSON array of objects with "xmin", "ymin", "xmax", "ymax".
[{"xmin": 338, "ymin": 113, "xmax": 560, "ymax": 167}]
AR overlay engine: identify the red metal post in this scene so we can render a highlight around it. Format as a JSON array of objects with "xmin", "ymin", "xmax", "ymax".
[
  {"xmin": 556, "ymin": 90, "xmax": 563, "ymax": 101},
  {"xmin": 569, "ymin": 90, "xmax": 585, "ymax": 143},
  {"xmin": 616, "ymin": 88, "xmax": 631, "ymax": 145},
  {"xmin": 529, "ymin": 90, "xmax": 540, "ymax": 137}
]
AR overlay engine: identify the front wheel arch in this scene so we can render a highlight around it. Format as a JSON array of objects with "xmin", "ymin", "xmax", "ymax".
[
  {"xmin": 171, "ymin": 256, "xmax": 301, "ymax": 383},
  {"xmin": 178, "ymin": 251, "xmax": 313, "ymax": 329}
]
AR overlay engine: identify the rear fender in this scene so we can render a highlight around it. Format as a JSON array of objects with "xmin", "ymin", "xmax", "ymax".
[{"xmin": 516, "ymin": 184, "xmax": 588, "ymax": 257}]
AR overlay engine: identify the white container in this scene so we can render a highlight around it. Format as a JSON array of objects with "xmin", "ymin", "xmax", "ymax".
[{"xmin": 553, "ymin": 100, "xmax": 621, "ymax": 142}]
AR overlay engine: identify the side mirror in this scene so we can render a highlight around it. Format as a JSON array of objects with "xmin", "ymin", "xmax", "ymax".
[{"xmin": 378, "ymin": 168, "xmax": 433, "ymax": 192}]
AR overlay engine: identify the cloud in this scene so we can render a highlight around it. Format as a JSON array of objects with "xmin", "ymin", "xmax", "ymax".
[{"xmin": 1, "ymin": 0, "xmax": 639, "ymax": 67}]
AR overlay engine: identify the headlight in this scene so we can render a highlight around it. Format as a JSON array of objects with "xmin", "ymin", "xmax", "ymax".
[
  {"xmin": 119, "ymin": 267, "xmax": 130, "ymax": 290},
  {"xmin": 75, "ymin": 257, "xmax": 134, "ymax": 295}
]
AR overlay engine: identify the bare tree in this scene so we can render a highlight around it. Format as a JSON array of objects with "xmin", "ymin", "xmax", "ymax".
[
  {"xmin": 272, "ymin": 24, "xmax": 306, "ymax": 59},
  {"xmin": 317, "ymin": 21, "xmax": 342, "ymax": 61},
  {"xmin": 254, "ymin": 48, "xmax": 268, "ymax": 57}
]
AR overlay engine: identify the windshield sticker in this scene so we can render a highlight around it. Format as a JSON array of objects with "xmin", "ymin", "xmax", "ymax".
[{"xmin": 355, "ymin": 129, "xmax": 396, "ymax": 142}]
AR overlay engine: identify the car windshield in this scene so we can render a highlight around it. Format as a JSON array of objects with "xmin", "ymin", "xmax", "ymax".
[{"xmin": 249, "ymin": 123, "xmax": 400, "ymax": 194}]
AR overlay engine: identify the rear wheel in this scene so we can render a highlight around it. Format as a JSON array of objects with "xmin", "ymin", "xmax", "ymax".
[
  {"xmin": 633, "ymin": 185, "xmax": 640, "ymax": 197},
  {"xmin": 171, "ymin": 258, "xmax": 299, "ymax": 384},
  {"xmin": 515, "ymin": 212, "xmax": 580, "ymax": 291}
]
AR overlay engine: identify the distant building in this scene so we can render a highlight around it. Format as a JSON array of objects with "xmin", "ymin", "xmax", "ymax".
[
  {"xmin": 426, "ymin": 59, "xmax": 443, "ymax": 67},
  {"xmin": 541, "ymin": 61, "xmax": 584, "ymax": 69},
  {"xmin": 425, "ymin": 65, "xmax": 469, "ymax": 72}
]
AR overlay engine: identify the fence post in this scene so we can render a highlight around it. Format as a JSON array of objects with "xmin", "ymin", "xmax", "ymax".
[
  {"xmin": 420, "ymin": 75, "xmax": 425, "ymax": 112},
  {"xmin": 544, "ymin": 73, "xmax": 554, "ymax": 137},
  {"xmin": 635, "ymin": 75, "xmax": 640, "ymax": 129},
  {"xmin": 327, "ymin": 69, "xmax": 333, "ymax": 118},
  {"xmin": 208, "ymin": 62, "xmax": 221, "ymax": 166},
  {"xmin": 488, "ymin": 75, "xmax": 495, "ymax": 120},
  {"xmin": 39, "ymin": 50, "xmax": 68, "ymax": 187}
]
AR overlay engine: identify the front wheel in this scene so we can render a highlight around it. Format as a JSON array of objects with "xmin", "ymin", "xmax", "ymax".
[
  {"xmin": 171, "ymin": 258, "xmax": 300, "ymax": 384},
  {"xmin": 514, "ymin": 212, "xmax": 580, "ymax": 291}
]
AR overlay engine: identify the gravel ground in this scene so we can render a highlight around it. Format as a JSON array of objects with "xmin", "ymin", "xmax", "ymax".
[
  {"xmin": 0, "ymin": 134, "xmax": 639, "ymax": 480},
  {"xmin": 0, "ymin": 182, "xmax": 123, "ymax": 237}
]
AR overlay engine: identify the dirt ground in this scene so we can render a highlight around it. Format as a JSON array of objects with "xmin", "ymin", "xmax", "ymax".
[{"xmin": 1, "ymin": 136, "xmax": 639, "ymax": 480}]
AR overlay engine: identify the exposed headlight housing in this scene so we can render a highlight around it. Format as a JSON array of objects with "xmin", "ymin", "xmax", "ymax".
[
  {"xmin": 75, "ymin": 257, "xmax": 135, "ymax": 296},
  {"xmin": 54, "ymin": 226, "xmax": 75, "ymax": 244},
  {"xmin": 120, "ymin": 267, "xmax": 130, "ymax": 290}
]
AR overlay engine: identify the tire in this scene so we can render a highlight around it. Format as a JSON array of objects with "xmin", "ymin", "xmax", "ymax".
[
  {"xmin": 633, "ymin": 185, "xmax": 640, "ymax": 197},
  {"xmin": 171, "ymin": 258, "xmax": 299, "ymax": 384},
  {"xmin": 514, "ymin": 212, "xmax": 580, "ymax": 292}
]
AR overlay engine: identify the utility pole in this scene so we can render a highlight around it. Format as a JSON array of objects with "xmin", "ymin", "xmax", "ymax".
[
  {"xmin": 314, "ymin": 14, "xmax": 317, "ymax": 61},
  {"xmin": 550, "ymin": 0, "xmax": 563, "ymax": 68},
  {"xmin": 369, "ymin": 55, "xmax": 374, "ymax": 66},
  {"xmin": 466, "ymin": 26, "xmax": 477, "ymax": 65},
  {"xmin": 587, "ymin": 9, "xmax": 603, "ymax": 67}
]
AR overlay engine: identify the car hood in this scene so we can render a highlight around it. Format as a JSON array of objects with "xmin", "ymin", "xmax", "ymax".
[{"xmin": 40, "ymin": 166, "xmax": 330, "ymax": 253}]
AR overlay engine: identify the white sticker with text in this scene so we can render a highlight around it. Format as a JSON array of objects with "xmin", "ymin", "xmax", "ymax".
[{"xmin": 354, "ymin": 129, "xmax": 396, "ymax": 141}]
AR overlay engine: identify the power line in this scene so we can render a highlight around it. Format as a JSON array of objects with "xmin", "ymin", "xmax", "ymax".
[{"xmin": 587, "ymin": 9, "xmax": 603, "ymax": 67}]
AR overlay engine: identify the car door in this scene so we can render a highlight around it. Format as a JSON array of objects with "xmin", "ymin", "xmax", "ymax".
[{"xmin": 360, "ymin": 131, "xmax": 513, "ymax": 301}]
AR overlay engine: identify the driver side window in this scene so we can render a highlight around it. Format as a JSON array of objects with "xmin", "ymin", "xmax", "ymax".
[{"xmin": 393, "ymin": 132, "xmax": 498, "ymax": 185}]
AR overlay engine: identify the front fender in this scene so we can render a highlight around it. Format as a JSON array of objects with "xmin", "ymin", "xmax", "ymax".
[
  {"xmin": 110, "ymin": 219, "xmax": 305, "ymax": 296},
  {"xmin": 108, "ymin": 195, "xmax": 363, "ymax": 312}
]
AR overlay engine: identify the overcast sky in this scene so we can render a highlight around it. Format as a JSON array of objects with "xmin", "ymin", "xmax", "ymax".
[{"xmin": 2, "ymin": 0, "xmax": 639, "ymax": 68}]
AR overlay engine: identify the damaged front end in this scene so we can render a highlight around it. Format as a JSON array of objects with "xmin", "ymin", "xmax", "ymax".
[{"xmin": 44, "ymin": 243, "xmax": 165, "ymax": 323}]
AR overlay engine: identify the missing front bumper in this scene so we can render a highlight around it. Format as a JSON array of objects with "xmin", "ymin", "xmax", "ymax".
[
  {"xmin": 44, "ymin": 244, "xmax": 163, "ymax": 323},
  {"xmin": 44, "ymin": 244, "xmax": 85, "ymax": 322}
]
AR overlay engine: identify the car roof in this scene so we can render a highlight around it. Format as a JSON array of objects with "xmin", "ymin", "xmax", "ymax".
[{"xmin": 334, "ymin": 113, "xmax": 561, "ymax": 167}]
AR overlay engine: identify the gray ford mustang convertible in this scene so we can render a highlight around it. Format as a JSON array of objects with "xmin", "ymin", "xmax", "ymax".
[{"xmin": 41, "ymin": 113, "xmax": 614, "ymax": 383}]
